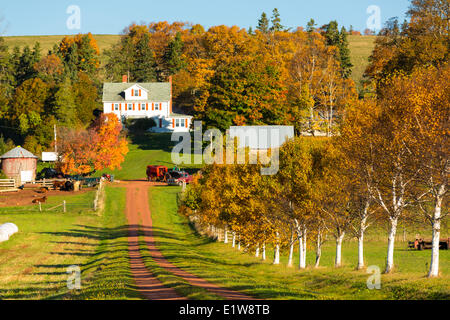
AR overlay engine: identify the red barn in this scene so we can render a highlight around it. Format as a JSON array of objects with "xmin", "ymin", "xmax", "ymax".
[{"xmin": 0, "ymin": 146, "xmax": 38, "ymax": 184}]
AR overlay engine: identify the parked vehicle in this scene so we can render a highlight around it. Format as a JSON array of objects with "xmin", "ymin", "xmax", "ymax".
[
  {"xmin": 408, "ymin": 238, "xmax": 450, "ymax": 250},
  {"xmin": 167, "ymin": 171, "xmax": 193, "ymax": 186},
  {"xmin": 36, "ymin": 168, "xmax": 64, "ymax": 180},
  {"xmin": 147, "ymin": 166, "xmax": 169, "ymax": 182}
]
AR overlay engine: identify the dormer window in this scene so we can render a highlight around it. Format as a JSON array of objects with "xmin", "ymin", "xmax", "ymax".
[{"xmin": 134, "ymin": 89, "xmax": 139, "ymax": 96}]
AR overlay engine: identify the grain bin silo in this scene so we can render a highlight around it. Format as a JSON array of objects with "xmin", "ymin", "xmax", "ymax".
[{"xmin": 0, "ymin": 146, "xmax": 38, "ymax": 185}]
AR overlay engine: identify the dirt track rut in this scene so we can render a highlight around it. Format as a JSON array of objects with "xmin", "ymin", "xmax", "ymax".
[{"xmin": 125, "ymin": 181, "xmax": 252, "ymax": 300}]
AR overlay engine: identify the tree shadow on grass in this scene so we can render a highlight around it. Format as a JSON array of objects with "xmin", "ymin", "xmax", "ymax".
[
  {"xmin": 5, "ymin": 224, "xmax": 141, "ymax": 300},
  {"xmin": 129, "ymin": 132, "xmax": 175, "ymax": 153}
]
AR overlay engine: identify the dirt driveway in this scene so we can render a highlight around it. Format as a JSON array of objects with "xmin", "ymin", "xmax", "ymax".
[{"xmin": 123, "ymin": 180, "xmax": 252, "ymax": 300}]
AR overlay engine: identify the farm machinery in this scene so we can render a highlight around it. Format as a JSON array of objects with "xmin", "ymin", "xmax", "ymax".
[{"xmin": 146, "ymin": 165, "xmax": 169, "ymax": 182}]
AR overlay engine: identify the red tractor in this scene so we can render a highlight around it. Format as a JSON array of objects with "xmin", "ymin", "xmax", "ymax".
[{"xmin": 146, "ymin": 166, "xmax": 169, "ymax": 182}]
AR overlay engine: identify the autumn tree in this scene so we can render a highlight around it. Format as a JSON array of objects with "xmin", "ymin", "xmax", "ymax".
[
  {"xmin": 57, "ymin": 113, "xmax": 128, "ymax": 175},
  {"xmin": 317, "ymin": 141, "xmax": 355, "ymax": 267},
  {"xmin": 365, "ymin": 0, "xmax": 449, "ymax": 84},
  {"xmin": 58, "ymin": 33, "xmax": 100, "ymax": 79},
  {"xmin": 338, "ymin": 98, "xmax": 380, "ymax": 269},
  {"xmin": 272, "ymin": 137, "xmax": 316, "ymax": 268},
  {"xmin": 378, "ymin": 65, "xmax": 449, "ymax": 277}
]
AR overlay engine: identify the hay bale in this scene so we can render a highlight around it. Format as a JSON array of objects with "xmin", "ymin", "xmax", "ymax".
[
  {"xmin": 0, "ymin": 230, "xmax": 9, "ymax": 242},
  {"xmin": 0, "ymin": 223, "xmax": 18, "ymax": 237}
]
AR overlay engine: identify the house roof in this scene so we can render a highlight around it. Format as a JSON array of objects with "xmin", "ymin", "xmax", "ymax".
[
  {"xmin": 103, "ymin": 82, "xmax": 171, "ymax": 102},
  {"xmin": 0, "ymin": 146, "xmax": 38, "ymax": 159},
  {"xmin": 169, "ymin": 112, "xmax": 193, "ymax": 118}
]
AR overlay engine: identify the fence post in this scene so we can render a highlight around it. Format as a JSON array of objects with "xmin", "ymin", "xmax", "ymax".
[{"xmin": 63, "ymin": 200, "xmax": 66, "ymax": 213}]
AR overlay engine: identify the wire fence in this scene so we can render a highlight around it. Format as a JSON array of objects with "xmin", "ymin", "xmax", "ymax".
[{"xmin": 0, "ymin": 183, "xmax": 103, "ymax": 214}]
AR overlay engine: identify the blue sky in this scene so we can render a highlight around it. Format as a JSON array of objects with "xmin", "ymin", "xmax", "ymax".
[{"xmin": 1, "ymin": 0, "xmax": 410, "ymax": 36}]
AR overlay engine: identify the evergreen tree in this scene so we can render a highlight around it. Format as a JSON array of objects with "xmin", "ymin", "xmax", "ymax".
[
  {"xmin": 257, "ymin": 12, "xmax": 269, "ymax": 33},
  {"xmin": 134, "ymin": 33, "xmax": 157, "ymax": 82},
  {"xmin": 52, "ymin": 77, "xmax": 77, "ymax": 127},
  {"xmin": 15, "ymin": 44, "xmax": 40, "ymax": 86},
  {"xmin": 306, "ymin": 19, "xmax": 317, "ymax": 33},
  {"xmin": 163, "ymin": 32, "xmax": 186, "ymax": 77},
  {"xmin": 338, "ymin": 27, "xmax": 353, "ymax": 78},
  {"xmin": 270, "ymin": 8, "xmax": 286, "ymax": 32},
  {"xmin": 324, "ymin": 20, "xmax": 340, "ymax": 46},
  {"xmin": 0, "ymin": 37, "xmax": 14, "ymax": 96}
]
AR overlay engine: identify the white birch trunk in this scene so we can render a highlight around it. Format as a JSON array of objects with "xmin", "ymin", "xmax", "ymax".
[
  {"xmin": 357, "ymin": 216, "xmax": 368, "ymax": 270},
  {"xmin": 232, "ymin": 232, "xmax": 236, "ymax": 248},
  {"xmin": 262, "ymin": 242, "xmax": 266, "ymax": 260},
  {"xmin": 335, "ymin": 232, "xmax": 345, "ymax": 267},
  {"xmin": 287, "ymin": 242, "xmax": 294, "ymax": 267},
  {"xmin": 287, "ymin": 232, "xmax": 295, "ymax": 267},
  {"xmin": 298, "ymin": 235, "xmax": 306, "ymax": 269},
  {"xmin": 385, "ymin": 217, "xmax": 398, "ymax": 273},
  {"xmin": 255, "ymin": 243, "xmax": 260, "ymax": 258},
  {"xmin": 357, "ymin": 233, "xmax": 365, "ymax": 270},
  {"xmin": 315, "ymin": 232, "xmax": 322, "ymax": 268},
  {"xmin": 428, "ymin": 192, "xmax": 443, "ymax": 278},
  {"xmin": 224, "ymin": 226, "xmax": 228, "ymax": 244},
  {"xmin": 302, "ymin": 229, "xmax": 307, "ymax": 267},
  {"xmin": 273, "ymin": 233, "xmax": 280, "ymax": 265}
]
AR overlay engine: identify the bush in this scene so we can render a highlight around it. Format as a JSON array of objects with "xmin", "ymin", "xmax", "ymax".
[
  {"xmin": 0, "ymin": 135, "xmax": 15, "ymax": 156},
  {"xmin": 126, "ymin": 118, "xmax": 156, "ymax": 132}
]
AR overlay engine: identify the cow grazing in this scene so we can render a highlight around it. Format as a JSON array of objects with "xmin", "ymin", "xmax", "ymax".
[
  {"xmin": 53, "ymin": 181, "xmax": 66, "ymax": 190},
  {"xmin": 36, "ymin": 187, "xmax": 49, "ymax": 194},
  {"xmin": 32, "ymin": 196, "xmax": 47, "ymax": 204}
]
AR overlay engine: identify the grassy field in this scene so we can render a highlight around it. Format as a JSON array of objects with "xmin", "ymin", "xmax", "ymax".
[
  {"xmin": 0, "ymin": 186, "xmax": 142, "ymax": 300},
  {"xmin": 2, "ymin": 34, "xmax": 376, "ymax": 88},
  {"xmin": 96, "ymin": 132, "xmax": 202, "ymax": 180},
  {"xmin": 348, "ymin": 35, "xmax": 376, "ymax": 88},
  {"xmin": 65, "ymin": 186, "xmax": 142, "ymax": 300},
  {"xmin": 2, "ymin": 34, "xmax": 120, "ymax": 55},
  {"xmin": 0, "ymin": 191, "xmax": 99, "ymax": 299},
  {"xmin": 148, "ymin": 186, "xmax": 450, "ymax": 300}
]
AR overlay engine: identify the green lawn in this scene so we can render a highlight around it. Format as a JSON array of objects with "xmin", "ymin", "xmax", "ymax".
[
  {"xmin": 97, "ymin": 132, "xmax": 202, "ymax": 180},
  {"xmin": 148, "ymin": 186, "xmax": 450, "ymax": 300},
  {"xmin": 0, "ymin": 186, "xmax": 142, "ymax": 300}
]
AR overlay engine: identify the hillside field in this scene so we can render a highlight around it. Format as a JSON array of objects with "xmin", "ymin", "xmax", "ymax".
[{"xmin": 2, "ymin": 34, "xmax": 376, "ymax": 86}]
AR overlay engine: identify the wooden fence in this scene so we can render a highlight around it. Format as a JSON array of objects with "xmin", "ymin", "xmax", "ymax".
[
  {"xmin": 33, "ymin": 179, "xmax": 67, "ymax": 188},
  {"xmin": 0, "ymin": 179, "xmax": 17, "ymax": 193}
]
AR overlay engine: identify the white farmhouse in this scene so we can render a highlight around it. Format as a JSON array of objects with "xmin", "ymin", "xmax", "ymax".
[{"xmin": 102, "ymin": 76, "xmax": 193, "ymax": 133}]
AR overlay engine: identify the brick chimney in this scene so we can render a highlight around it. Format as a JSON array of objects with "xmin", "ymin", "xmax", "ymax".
[{"xmin": 122, "ymin": 75, "xmax": 128, "ymax": 83}]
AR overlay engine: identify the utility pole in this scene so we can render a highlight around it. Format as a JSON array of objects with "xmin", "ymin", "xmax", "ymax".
[{"xmin": 54, "ymin": 124, "xmax": 57, "ymax": 154}]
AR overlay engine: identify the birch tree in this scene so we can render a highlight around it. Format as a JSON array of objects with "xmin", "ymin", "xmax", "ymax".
[
  {"xmin": 338, "ymin": 98, "xmax": 380, "ymax": 269},
  {"xmin": 382, "ymin": 65, "xmax": 449, "ymax": 277}
]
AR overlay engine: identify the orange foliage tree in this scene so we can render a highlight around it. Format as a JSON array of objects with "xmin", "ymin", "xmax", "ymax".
[{"xmin": 57, "ymin": 113, "xmax": 128, "ymax": 175}]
